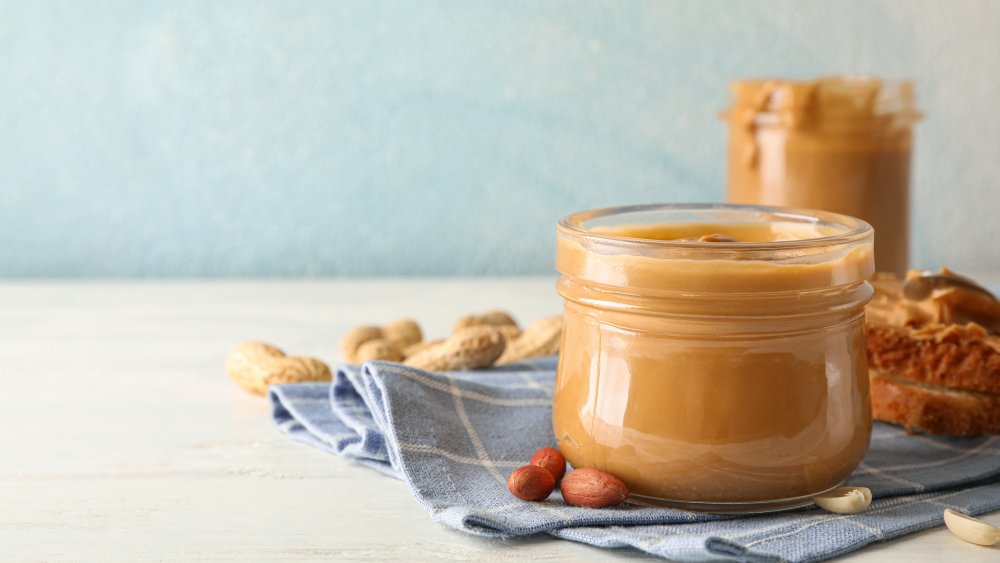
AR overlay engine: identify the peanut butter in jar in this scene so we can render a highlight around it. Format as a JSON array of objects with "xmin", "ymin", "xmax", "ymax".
[
  {"xmin": 722, "ymin": 77, "xmax": 921, "ymax": 276},
  {"xmin": 554, "ymin": 204, "xmax": 875, "ymax": 512}
]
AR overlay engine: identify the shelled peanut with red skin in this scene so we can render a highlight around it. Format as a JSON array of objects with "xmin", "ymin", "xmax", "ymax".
[
  {"xmin": 507, "ymin": 447, "xmax": 629, "ymax": 508},
  {"xmin": 507, "ymin": 465, "xmax": 555, "ymax": 501},
  {"xmin": 530, "ymin": 447, "xmax": 566, "ymax": 482},
  {"xmin": 560, "ymin": 468, "xmax": 630, "ymax": 508}
]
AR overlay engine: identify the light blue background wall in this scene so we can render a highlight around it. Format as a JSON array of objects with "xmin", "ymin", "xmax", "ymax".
[{"xmin": 2, "ymin": 1, "xmax": 999, "ymax": 277}]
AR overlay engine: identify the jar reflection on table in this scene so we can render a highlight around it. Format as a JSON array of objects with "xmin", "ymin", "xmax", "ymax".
[
  {"xmin": 722, "ymin": 77, "xmax": 921, "ymax": 276},
  {"xmin": 553, "ymin": 204, "xmax": 875, "ymax": 512}
]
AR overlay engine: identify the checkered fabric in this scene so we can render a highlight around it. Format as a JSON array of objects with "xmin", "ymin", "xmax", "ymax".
[{"xmin": 269, "ymin": 357, "xmax": 1000, "ymax": 562}]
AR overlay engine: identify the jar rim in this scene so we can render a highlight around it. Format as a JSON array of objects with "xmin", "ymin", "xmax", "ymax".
[
  {"xmin": 558, "ymin": 203, "xmax": 873, "ymax": 253},
  {"xmin": 719, "ymin": 76, "xmax": 923, "ymax": 125}
]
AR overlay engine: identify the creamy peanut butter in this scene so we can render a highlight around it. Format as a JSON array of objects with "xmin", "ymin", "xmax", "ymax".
[
  {"xmin": 554, "ymin": 205, "xmax": 875, "ymax": 509},
  {"xmin": 722, "ymin": 77, "xmax": 920, "ymax": 276},
  {"xmin": 868, "ymin": 269, "xmax": 1000, "ymax": 334}
]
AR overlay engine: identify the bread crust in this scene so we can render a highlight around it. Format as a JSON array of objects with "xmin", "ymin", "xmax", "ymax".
[
  {"xmin": 867, "ymin": 323, "xmax": 1000, "ymax": 394},
  {"xmin": 869, "ymin": 370, "xmax": 1000, "ymax": 436}
]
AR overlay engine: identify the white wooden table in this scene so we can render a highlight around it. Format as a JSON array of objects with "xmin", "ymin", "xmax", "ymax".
[{"xmin": 1, "ymin": 279, "xmax": 997, "ymax": 561}]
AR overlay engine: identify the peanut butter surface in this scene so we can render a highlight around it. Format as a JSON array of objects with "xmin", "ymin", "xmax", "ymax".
[
  {"xmin": 554, "ymin": 220, "xmax": 874, "ymax": 505},
  {"xmin": 723, "ymin": 77, "xmax": 919, "ymax": 276},
  {"xmin": 591, "ymin": 222, "xmax": 834, "ymax": 242},
  {"xmin": 868, "ymin": 269, "xmax": 1000, "ymax": 337},
  {"xmin": 560, "ymin": 222, "xmax": 873, "ymax": 294}
]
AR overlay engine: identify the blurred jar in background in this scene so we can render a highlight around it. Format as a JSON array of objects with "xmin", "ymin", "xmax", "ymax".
[{"xmin": 721, "ymin": 77, "xmax": 921, "ymax": 275}]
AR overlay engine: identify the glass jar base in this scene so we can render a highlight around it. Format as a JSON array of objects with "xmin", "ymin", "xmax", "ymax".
[{"xmin": 626, "ymin": 483, "xmax": 841, "ymax": 514}]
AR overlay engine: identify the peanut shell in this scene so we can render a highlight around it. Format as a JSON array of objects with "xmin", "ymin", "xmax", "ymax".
[
  {"xmin": 404, "ymin": 325, "xmax": 506, "ymax": 371},
  {"xmin": 497, "ymin": 324, "xmax": 523, "ymax": 342},
  {"xmin": 340, "ymin": 326, "xmax": 384, "ymax": 363},
  {"xmin": 495, "ymin": 315, "xmax": 562, "ymax": 365},
  {"xmin": 225, "ymin": 341, "xmax": 331, "ymax": 396},
  {"xmin": 355, "ymin": 339, "xmax": 405, "ymax": 363},
  {"xmin": 403, "ymin": 338, "xmax": 445, "ymax": 358},
  {"xmin": 383, "ymin": 318, "xmax": 423, "ymax": 349},
  {"xmin": 453, "ymin": 310, "xmax": 518, "ymax": 334}
]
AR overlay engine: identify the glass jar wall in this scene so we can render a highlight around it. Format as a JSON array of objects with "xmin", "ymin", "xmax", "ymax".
[
  {"xmin": 722, "ymin": 77, "xmax": 920, "ymax": 276},
  {"xmin": 554, "ymin": 204, "xmax": 875, "ymax": 512}
]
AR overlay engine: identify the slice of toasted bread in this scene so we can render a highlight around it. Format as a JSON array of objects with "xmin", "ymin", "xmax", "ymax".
[
  {"xmin": 867, "ymin": 323, "xmax": 1000, "ymax": 395},
  {"xmin": 869, "ymin": 369, "xmax": 1000, "ymax": 436},
  {"xmin": 865, "ymin": 271, "xmax": 1000, "ymax": 435}
]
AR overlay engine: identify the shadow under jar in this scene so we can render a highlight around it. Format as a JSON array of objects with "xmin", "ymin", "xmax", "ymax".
[{"xmin": 553, "ymin": 204, "xmax": 875, "ymax": 513}]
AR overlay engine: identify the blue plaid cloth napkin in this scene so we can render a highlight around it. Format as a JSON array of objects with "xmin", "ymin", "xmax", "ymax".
[{"xmin": 269, "ymin": 357, "xmax": 1000, "ymax": 562}]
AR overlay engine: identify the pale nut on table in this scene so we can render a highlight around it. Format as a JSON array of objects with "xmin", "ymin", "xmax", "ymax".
[
  {"xmin": 943, "ymin": 508, "xmax": 1000, "ymax": 546},
  {"xmin": 813, "ymin": 487, "xmax": 873, "ymax": 514},
  {"xmin": 225, "ymin": 341, "xmax": 332, "ymax": 396}
]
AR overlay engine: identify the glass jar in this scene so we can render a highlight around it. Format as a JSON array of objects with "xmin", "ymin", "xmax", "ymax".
[
  {"xmin": 721, "ymin": 76, "xmax": 920, "ymax": 276},
  {"xmin": 553, "ymin": 203, "xmax": 875, "ymax": 513}
]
